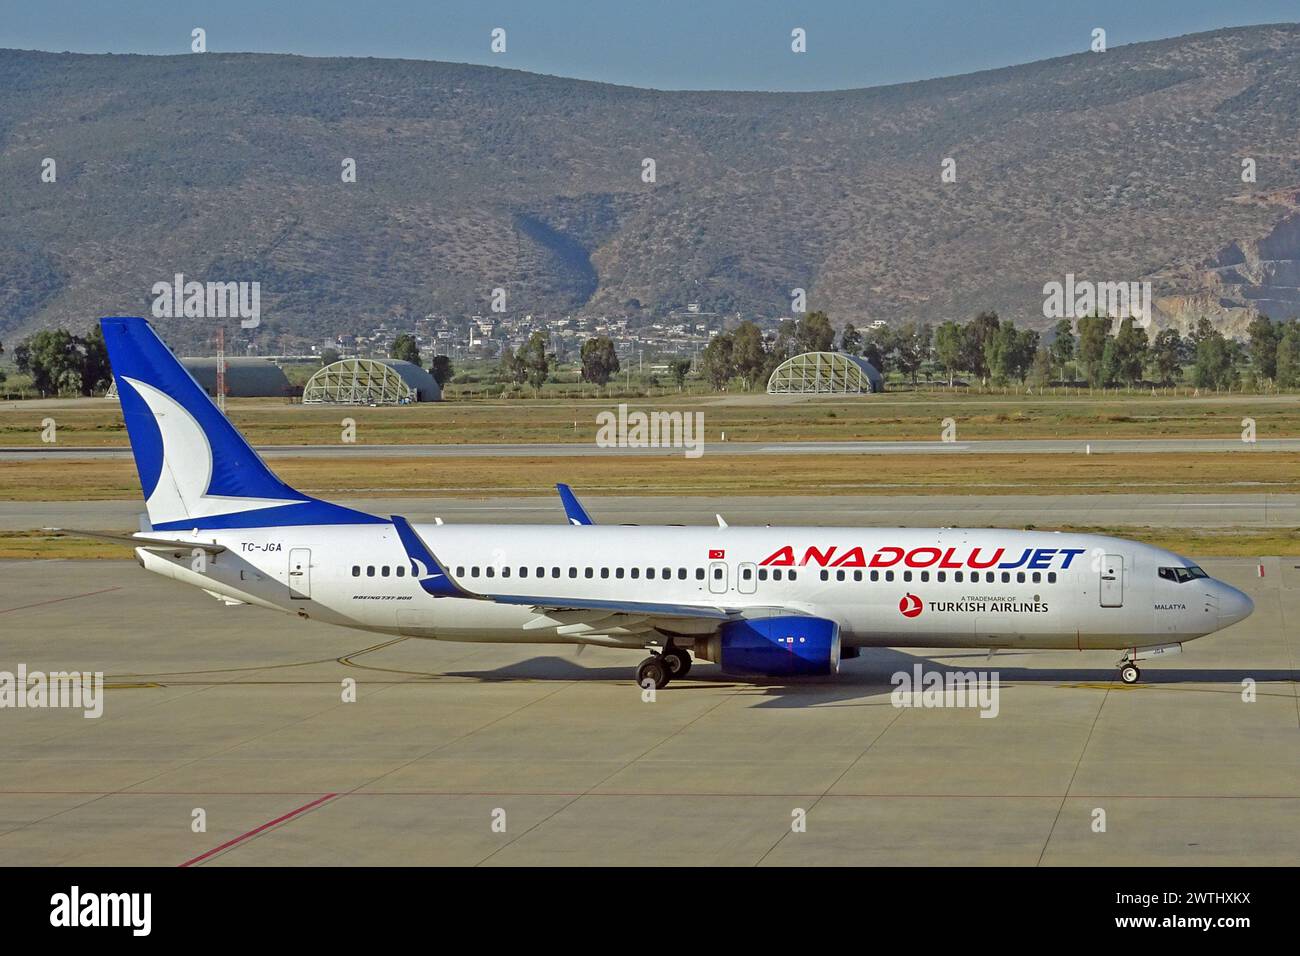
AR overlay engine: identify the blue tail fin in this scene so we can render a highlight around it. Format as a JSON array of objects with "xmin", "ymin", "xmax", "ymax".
[{"xmin": 101, "ymin": 316, "xmax": 382, "ymax": 531}]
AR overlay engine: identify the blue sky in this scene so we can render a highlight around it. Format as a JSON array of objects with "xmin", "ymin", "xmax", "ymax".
[{"xmin": 2, "ymin": 0, "xmax": 1296, "ymax": 90}]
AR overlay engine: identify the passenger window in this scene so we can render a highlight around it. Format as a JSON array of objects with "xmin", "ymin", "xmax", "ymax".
[
  {"xmin": 584, "ymin": 568, "xmax": 593, "ymax": 578},
  {"xmin": 715, "ymin": 567, "xmax": 725, "ymax": 579},
  {"xmin": 853, "ymin": 571, "xmax": 862, "ymax": 582},
  {"xmin": 568, "ymin": 567, "xmax": 577, "ymax": 578},
  {"xmin": 366, "ymin": 566, "xmax": 375, "ymax": 577},
  {"xmin": 1001, "ymin": 572, "xmax": 1010, "ymax": 583},
  {"xmin": 352, "ymin": 566, "xmax": 360, "ymax": 577},
  {"xmin": 647, "ymin": 568, "xmax": 656, "ymax": 580},
  {"xmin": 1048, "ymin": 572, "xmax": 1057, "ymax": 583},
  {"xmin": 396, "ymin": 566, "xmax": 405, "ymax": 578},
  {"xmin": 631, "ymin": 568, "xmax": 640, "ymax": 579},
  {"xmin": 870, "ymin": 570, "xmax": 879, "ymax": 582},
  {"xmin": 821, "ymin": 570, "xmax": 829, "ymax": 581},
  {"xmin": 836, "ymin": 570, "xmax": 845, "ymax": 582},
  {"xmin": 1032, "ymin": 572, "xmax": 1041, "ymax": 584},
  {"xmin": 903, "ymin": 571, "xmax": 912, "ymax": 582},
  {"xmin": 758, "ymin": 569, "xmax": 768, "ymax": 581},
  {"xmin": 662, "ymin": 568, "xmax": 671, "ymax": 579},
  {"xmin": 1016, "ymin": 572, "xmax": 1025, "ymax": 583},
  {"xmin": 937, "ymin": 571, "xmax": 945, "ymax": 582},
  {"xmin": 955, "ymin": 571, "xmax": 963, "ymax": 583},
  {"xmin": 677, "ymin": 569, "xmax": 687, "ymax": 580},
  {"xmin": 456, "ymin": 566, "xmax": 464, "ymax": 576},
  {"xmin": 486, "ymin": 567, "xmax": 495, "ymax": 578},
  {"xmin": 616, "ymin": 568, "xmax": 625, "ymax": 579},
  {"xmin": 886, "ymin": 570, "xmax": 895, "ymax": 582},
  {"xmin": 773, "ymin": 570, "xmax": 782, "ymax": 581},
  {"xmin": 471, "ymin": 567, "xmax": 480, "ymax": 577},
  {"xmin": 520, "ymin": 567, "xmax": 529, "ymax": 578},
  {"xmin": 551, "ymin": 568, "xmax": 560, "ymax": 578},
  {"xmin": 789, "ymin": 570, "xmax": 797, "ymax": 581},
  {"xmin": 744, "ymin": 568, "xmax": 754, "ymax": 580},
  {"xmin": 536, "ymin": 567, "xmax": 544, "ymax": 578},
  {"xmin": 920, "ymin": 571, "xmax": 929, "ymax": 582},
  {"xmin": 600, "ymin": 568, "xmax": 609, "ymax": 579},
  {"xmin": 695, "ymin": 568, "xmax": 705, "ymax": 580}
]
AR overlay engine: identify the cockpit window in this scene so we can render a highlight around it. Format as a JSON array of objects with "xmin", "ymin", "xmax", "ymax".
[{"xmin": 1158, "ymin": 566, "xmax": 1208, "ymax": 583}]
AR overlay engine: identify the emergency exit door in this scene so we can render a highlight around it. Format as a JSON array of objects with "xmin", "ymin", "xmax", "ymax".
[
  {"xmin": 289, "ymin": 548, "xmax": 312, "ymax": 600},
  {"xmin": 1099, "ymin": 554, "xmax": 1123, "ymax": 607}
]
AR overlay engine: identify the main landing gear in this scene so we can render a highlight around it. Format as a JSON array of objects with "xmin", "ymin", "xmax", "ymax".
[{"xmin": 636, "ymin": 646, "xmax": 692, "ymax": 690}]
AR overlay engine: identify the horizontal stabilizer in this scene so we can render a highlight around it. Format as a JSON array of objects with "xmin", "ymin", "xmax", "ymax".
[{"xmin": 45, "ymin": 528, "xmax": 227, "ymax": 554}]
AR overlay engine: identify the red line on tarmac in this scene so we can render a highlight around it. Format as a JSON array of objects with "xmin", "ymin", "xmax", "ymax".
[
  {"xmin": 179, "ymin": 793, "xmax": 337, "ymax": 867},
  {"xmin": 0, "ymin": 586, "xmax": 121, "ymax": 615}
]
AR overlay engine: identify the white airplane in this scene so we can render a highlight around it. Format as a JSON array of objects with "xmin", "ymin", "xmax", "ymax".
[{"xmin": 65, "ymin": 316, "xmax": 1254, "ymax": 689}]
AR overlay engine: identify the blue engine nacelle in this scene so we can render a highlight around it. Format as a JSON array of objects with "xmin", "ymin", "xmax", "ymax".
[{"xmin": 696, "ymin": 615, "xmax": 841, "ymax": 677}]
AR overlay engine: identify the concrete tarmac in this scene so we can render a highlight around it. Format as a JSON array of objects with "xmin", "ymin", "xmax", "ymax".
[
  {"xmin": 0, "ymin": 557, "xmax": 1296, "ymax": 865},
  {"xmin": 5, "ymin": 493, "xmax": 1299, "ymax": 532}
]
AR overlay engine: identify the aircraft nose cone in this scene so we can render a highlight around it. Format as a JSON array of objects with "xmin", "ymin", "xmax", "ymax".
[{"xmin": 1218, "ymin": 585, "xmax": 1254, "ymax": 628}]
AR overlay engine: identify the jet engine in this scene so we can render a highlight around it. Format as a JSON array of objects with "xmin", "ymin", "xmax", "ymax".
[{"xmin": 693, "ymin": 615, "xmax": 840, "ymax": 676}]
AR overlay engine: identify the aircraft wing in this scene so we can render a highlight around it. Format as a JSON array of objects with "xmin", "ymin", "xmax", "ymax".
[
  {"xmin": 44, "ymin": 528, "xmax": 227, "ymax": 554},
  {"xmin": 391, "ymin": 514, "xmax": 786, "ymax": 632}
]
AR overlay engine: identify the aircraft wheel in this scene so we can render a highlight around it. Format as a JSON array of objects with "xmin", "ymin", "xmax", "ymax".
[
  {"xmin": 662, "ymin": 647, "xmax": 692, "ymax": 678},
  {"xmin": 636, "ymin": 656, "xmax": 671, "ymax": 690},
  {"xmin": 1119, "ymin": 664, "xmax": 1141, "ymax": 685}
]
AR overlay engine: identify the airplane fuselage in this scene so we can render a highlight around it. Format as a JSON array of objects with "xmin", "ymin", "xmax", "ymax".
[{"xmin": 136, "ymin": 524, "xmax": 1251, "ymax": 654}]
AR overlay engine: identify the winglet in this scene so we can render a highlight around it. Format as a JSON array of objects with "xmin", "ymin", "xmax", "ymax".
[
  {"xmin": 556, "ymin": 483, "xmax": 594, "ymax": 526},
  {"xmin": 390, "ymin": 515, "xmax": 470, "ymax": 597}
]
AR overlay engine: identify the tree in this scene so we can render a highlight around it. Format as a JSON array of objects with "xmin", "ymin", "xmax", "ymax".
[
  {"xmin": 1111, "ymin": 317, "xmax": 1149, "ymax": 386},
  {"xmin": 668, "ymin": 358, "xmax": 692, "ymax": 389},
  {"xmin": 1048, "ymin": 319, "xmax": 1075, "ymax": 381},
  {"xmin": 14, "ymin": 329, "xmax": 81, "ymax": 396},
  {"xmin": 1275, "ymin": 322, "xmax": 1300, "ymax": 388},
  {"xmin": 320, "ymin": 347, "xmax": 340, "ymax": 366},
  {"xmin": 1149, "ymin": 328, "xmax": 1183, "ymax": 384},
  {"xmin": 430, "ymin": 355, "xmax": 454, "ymax": 387},
  {"xmin": 962, "ymin": 310, "xmax": 1000, "ymax": 381},
  {"xmin": 894, "ymin": 321, "xmax": 931, "ymax": 384},
  {"xmin": 933, "ymin": 320, "xmax": 964, "ymax": 385},
  {"xmin": 390, "ymin": 333, "xmax": 422, "ymax": 367},
  {"xmin": 1247, "ymin": 314, "xmax": 1280, "ymax": 382},
  {"xmin": 1075, "ymin": 314, "xmax": 1111, "ymax": 387},
  {"xmin": 579, "ymin": 336, "xmax": 620, "ymax": 385},
  {"xmin": 498, "ymin": 346, "xmax": 526, "ymax": 385},
  {"xmin": 1193, "ymin": 328, "xmax": 1236, "ymax": 389},
  {"xmin": 731, "ymin": 320, "xmax": 768, "ymax": 388},
  {"xmin": 795, "ymin": 312, "xmax": 835, "ymax": 353},
  {"xmin": 839, "ymin": 323, "xmax": 862, "ymax": 355},
  {"xmin": 517, "ymin": 331, "xmax": 551, "ymax": 389},
  {"xmin": 1028, "ymin": 347, "xmax": 1052, "ymax": 388},
  {"xmin": 700, "ymin": 332, "xmax": 735, "ymax": 390},
  {"xmin": 985, "ymin": 320, "xmax": 1035, "ymax": 384},
  {"xmin": 862, "ymin": 325, "xmax": 895, "ymax": 374}
]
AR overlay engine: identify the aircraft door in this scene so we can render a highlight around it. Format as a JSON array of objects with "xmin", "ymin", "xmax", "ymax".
[
  {"xmin": 289, "ymin": 548, "xmax": 312, "ymax": 600},
  {"xmin": 1099, "ymin": 554, "xmax": 1123, "ymax": 607},
  {"xmin": 708, "ymin": 561, "xmax": 728, "ymax": 594},
  {"xmin": 737, "ymin": 562, "xmax": 757, "ymax": 594}
]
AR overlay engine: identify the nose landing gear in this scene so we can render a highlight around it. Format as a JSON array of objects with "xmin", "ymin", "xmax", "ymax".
[{"xmin": 1119, "ymin": 663, "xmax": 1141, "ymax": 685}]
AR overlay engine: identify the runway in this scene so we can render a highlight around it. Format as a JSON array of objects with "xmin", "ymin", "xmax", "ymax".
[
  {"xmin": 0, "ymin": 557, "xmax": 1295, "ymax": 865},
  {"xmin": 3, "ymin": 437, "xmax": 1299, "ymax": 460},
  {"xmin": 5, "ymin": 493, "xmax": 1299, "ymax": 532}
]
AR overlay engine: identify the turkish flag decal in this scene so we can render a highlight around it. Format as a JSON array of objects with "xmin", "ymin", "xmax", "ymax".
[{"xmin": 708, "ymin": 549, "xmax": 725, "ymax": 560}]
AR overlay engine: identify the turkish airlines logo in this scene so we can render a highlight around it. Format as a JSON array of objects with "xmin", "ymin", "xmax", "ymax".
[
  {"xmin": 709, "ymin": 549, "xmax": 725, "ymax": 560},
  {"xmin": 899, "ymin": 593, "xmax": 923, "ymax": 618}
]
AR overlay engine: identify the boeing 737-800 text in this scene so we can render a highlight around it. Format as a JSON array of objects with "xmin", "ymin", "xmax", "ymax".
[{"xmin": 61, "ymin": 317, "xmax": 1254, "ymax": 689}]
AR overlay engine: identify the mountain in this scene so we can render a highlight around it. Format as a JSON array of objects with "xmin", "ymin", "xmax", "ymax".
[{"xmin": 1, "ymin": 24, "xmax": 1299, "ymax": 348}]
